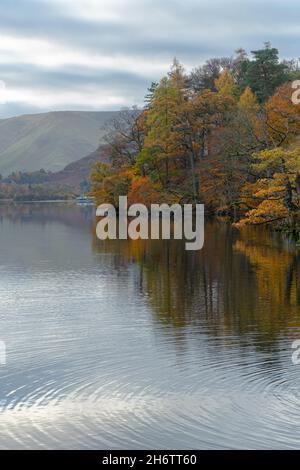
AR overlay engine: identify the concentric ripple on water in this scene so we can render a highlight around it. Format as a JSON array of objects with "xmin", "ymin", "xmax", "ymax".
[{"xmin": 0, "ymin": 204, "xmax": 300, "ymax": 449}]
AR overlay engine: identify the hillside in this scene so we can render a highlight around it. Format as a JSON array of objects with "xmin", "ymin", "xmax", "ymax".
[
  {"xmin": 0, "ymin": 111, "xmax": 118, "ymax": 176},
  {"xmin": 47, "ymin": 145, "xmax": 110, "ymax": 189},
  {"xmin": 0, "ymin": 145, "xmax": 110, "ymax": 200}
]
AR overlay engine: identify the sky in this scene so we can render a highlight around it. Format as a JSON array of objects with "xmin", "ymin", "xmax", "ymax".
[{"xmin": 0, "ymin": 0, "xmax": 299, "ymax": 118}]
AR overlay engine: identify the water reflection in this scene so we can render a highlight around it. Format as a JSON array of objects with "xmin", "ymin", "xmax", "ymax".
[
  {"xmin": 93, "ymin": 221, "xmax": 300, "ymax": 349},
  {"xmin": 0, "ymin": 203, "xmax": 299, "ymax": 449}
]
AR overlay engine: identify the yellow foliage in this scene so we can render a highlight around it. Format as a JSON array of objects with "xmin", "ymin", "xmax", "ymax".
[
  {"xmin": 238, "ymin": 86, "xmax": 259, "ymax": 113},
  {"xmin": 215, "ymin": 69, "xmax": 238, "ymax": 99},
  {"xmin": 265, "ymin": 82, "xmax": 300, "ymax": 146}
]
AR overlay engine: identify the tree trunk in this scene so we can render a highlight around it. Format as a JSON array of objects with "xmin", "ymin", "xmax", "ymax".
[
  {"xmin": 295, "ymin": 173, "xmax": 300, "ymax": 200},
  {"xmin": 188, "ymin": 151, "xmax": 198, "ymax": 202},
  {"xmin": 284, "ymin": 180, "xmax": 296, "ymax": 212}
]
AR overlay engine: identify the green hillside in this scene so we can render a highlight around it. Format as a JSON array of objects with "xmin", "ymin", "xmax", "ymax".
[{"xmin": 0, "ymin": 111, "xmax": 118, "ymax": 176}]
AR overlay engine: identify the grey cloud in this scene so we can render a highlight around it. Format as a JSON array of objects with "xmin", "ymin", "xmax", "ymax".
[
  {"xmin": 0, "ymin": 64, "xmax": 149, "ymax": 90},
  {"xmin": 1, "ymin": 0, "xmax": 300, "ymax": 58},
  {"xmin": 0, "ymin": 0, "xmax": 299, "ymax": 117},
  {"xmin": 0, "ymin": 102, "xmax": 42, "ymax": 119}
]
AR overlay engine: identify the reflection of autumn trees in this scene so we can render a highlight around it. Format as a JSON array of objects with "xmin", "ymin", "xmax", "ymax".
[
  {"xmin": 234, "ymin": 228, "xmax": 300, "ymax": 313},
  {"xmin": 92, "ymin": 221, "xmax": 300, "ymax": 348}
]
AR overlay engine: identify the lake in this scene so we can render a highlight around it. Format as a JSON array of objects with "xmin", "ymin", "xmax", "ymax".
[{"xmin": 0, "ymin": 202, "xmax": 300, "ymax": 449}]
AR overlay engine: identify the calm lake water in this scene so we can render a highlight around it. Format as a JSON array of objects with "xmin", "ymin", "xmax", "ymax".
[{"xmin": 0, "ymin": 202, "xmax": 300, "ymax": 449}]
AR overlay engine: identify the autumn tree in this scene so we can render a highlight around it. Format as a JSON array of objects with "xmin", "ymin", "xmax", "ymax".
[
  {"xmin": 90, "ymin": 162, "xmax": 133, "ymax": 207},
  {"xmin": 137, "ymin": 61, "xmax": 187, "ymax": 192},
  {"xmin": 104, "ymin": 106, "xmax": 146, "ymax": 168},
  {"xmin": 188, "ymin": 48, "xmax": 248, "ymax": 92},
  {"xmin": 265, "ymin": 82, "xmax": 300, "ymax": 147},
  {"xmin": 238, "ymin": 148, "xmax": 300, "ymax": 228},
  {"xmin": 199, "ymin": 75, "xmax": 259, "ymax": 213},
  {"xmin": 90, "ymin": 48, "xmax": 300, "ymax": 235}
]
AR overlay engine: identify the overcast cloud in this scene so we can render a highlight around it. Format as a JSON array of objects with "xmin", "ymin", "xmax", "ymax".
[{"xmin": 0, "ymin": 0, "xmax": 299, "ymax": 117}]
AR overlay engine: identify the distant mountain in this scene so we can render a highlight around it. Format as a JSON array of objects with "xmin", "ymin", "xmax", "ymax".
[
  {"xmin": 0, "ymin": 111, "xmax": 118, "ymax": 176},
  {"xmin": 47, "ymin": 145, "xmax": 110, "ymax": 190}
]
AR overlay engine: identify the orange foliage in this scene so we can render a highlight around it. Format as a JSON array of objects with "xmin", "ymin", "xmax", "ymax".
[{"xmin": 128, "ymin": 176, "xmax": 179, "ymax": 207}]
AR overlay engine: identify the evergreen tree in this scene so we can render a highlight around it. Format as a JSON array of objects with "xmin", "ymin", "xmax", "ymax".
[
  {"xmin": 144, "ymin": 82, "xmax": 159, "ymax": 108},
  {"xmin": 241, "ymin": 42, "xmax": 288, "ymax": 102}
]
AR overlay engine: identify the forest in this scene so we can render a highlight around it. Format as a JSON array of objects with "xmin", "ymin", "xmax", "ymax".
[{"xmin": 91, "ymin": 43, "xmax": 300, "ymax": 235}]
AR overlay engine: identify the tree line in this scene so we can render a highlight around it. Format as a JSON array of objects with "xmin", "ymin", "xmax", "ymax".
[{"xmin": 90, "ymin": 43, "xmax": 300, "ymax": 234}]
